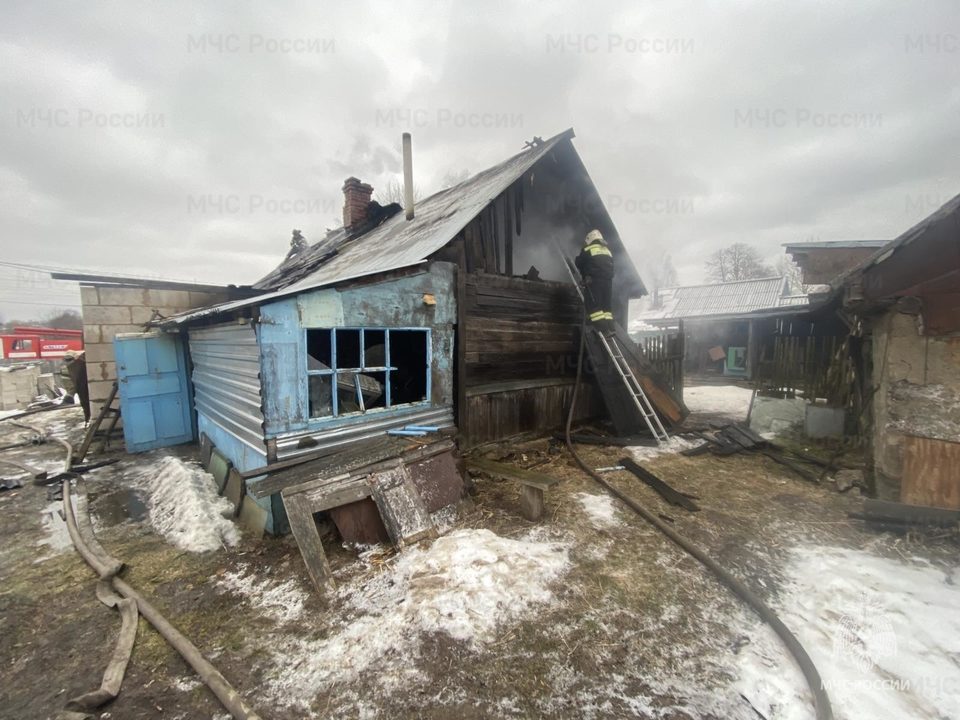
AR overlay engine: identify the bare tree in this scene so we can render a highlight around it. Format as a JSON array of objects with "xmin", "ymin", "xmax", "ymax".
[
  {"xmin": 776, "ymin": 255, "xmax": 804, "ymax": 293},
  {"xmin": 648, "ymin": 252, "xmax": 679, "ymax": 306},
  {"xmin": 375, "ymin": 179, "xmax": 422, "ymax": 206},
  {"xmin": 43, "ymin": 309, "xmax": 83, "ymax": 329},
  {"xmin": 704, "ymin": 243, "xmax": 775, "ymax": 282}
]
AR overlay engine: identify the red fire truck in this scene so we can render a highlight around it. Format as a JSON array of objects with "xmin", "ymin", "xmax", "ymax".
[{"xmin": 0, "ymin": 326, "xmax": 84, "ymax": 361}]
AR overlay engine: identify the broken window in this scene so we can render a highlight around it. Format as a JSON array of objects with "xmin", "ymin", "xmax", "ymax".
[{"xmin": 305, "ymin": 328, "xmax": 431, "ymax": 420}]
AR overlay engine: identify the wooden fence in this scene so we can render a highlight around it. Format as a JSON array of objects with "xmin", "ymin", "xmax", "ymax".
[
  {"xmin": 633, "ymin": 321, "xmax": 685, "ymax": 395},
  {"xmin": 755, "ymin": 334, "xmax": 853, "ymax": 406}
]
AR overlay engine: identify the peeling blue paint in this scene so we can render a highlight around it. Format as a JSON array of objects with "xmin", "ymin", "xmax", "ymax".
[{"xmin": 258, "ymin": 263, "xmax": 457, "ymax": 436}]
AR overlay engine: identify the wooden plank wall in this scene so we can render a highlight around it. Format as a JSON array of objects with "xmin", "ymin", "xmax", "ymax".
[
  {"xmin": 463, "ymin": 273, "xmax": 582, "ymax": 388},
  {"xmin": 460, "ymin": 272, "xmax": 590, "ymax": 446},
  {"xmin": 465, "ymin": 382, "xmax": 598, "ymax": 447},
  {"xmin": 636, "ymin": 323, "xmax": 685, "ymax": 395},
  {"xmin": 901, "ymin": 435, "xmax": 960, "ymax": 509},
  {"xmin": 755, "ymin": 334, "xmax": 853, "ymax": 405}
]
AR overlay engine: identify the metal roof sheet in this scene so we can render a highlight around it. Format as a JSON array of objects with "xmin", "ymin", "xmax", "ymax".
[
  {"xmin": 782, "ymin": 240, "xmax": 888, "ymax": 250},
  {"xmin": 159, "ymin": 128, "xmax": 646, "ymax": 328},
  {"xmin": 640, "ymin": 276, "xmax": 789, "ymax": 320}
]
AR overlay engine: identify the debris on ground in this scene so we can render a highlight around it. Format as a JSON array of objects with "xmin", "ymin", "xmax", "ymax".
[
  {"xmin": 3, "ymin": 403, "xmax": 958, "ymax": 719},
  {"xmin": 627, "ymin": 435, "xmax": 698, "ymax": 461},
  {"xmin": 619, "ymin": 458, "xmax": 701, "ymax": 511}
]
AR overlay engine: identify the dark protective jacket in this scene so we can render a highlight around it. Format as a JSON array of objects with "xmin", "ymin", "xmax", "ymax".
[{"xmin": 575, "ymin": 240, "xmax": 614, "ymax": 280}]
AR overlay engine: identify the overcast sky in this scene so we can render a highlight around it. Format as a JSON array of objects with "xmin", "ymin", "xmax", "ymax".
[{"xmin": 1, "ymin": 0, "xmax": 957, "ymax": 321}]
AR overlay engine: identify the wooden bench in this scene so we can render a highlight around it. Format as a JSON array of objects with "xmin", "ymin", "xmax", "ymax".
[{"xmin": 467, "ymin": 457, "xmax": 561, "ymax": 521}]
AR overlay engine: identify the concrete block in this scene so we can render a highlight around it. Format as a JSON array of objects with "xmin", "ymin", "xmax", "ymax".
[
  {"xmin": 84, "ymin": 343, "xmax": 115, "ymax": 363},
  {"xmin": 83, "ymin": 325, "xmax": 101, "ymax": 344},
  {"xmin": 805, "ymin": 405, "xmax": 845, "ymax": 438},
  {"xmin": 749, "ymin": 396, "xmax": 807, "ymax": 435},
  {"xmin": 91, "ymin": 361, "xmax": 116, "ymax": 382},
  {"xmin": 142, "ymin": 289, "xmax": 192, "ymax": 307},
  {"xmin": 88, "ymin": 379, "xmax": 116, "ymax": 402},
  {"xmin": 84, "ymin": 305, "xmax": 132, "ymax": 325},
  {"xmin": 224, "ymin": 469, "xmax": 245, "ymax": 514},
  {"xmin": 238, "ymin": 496, "xmax": 267, "ymax": 539},
  {"xmin": 190, "ymin": 291, "xmax": 229, "ymax": 306},
  {"xmin": 37, "ymin": 373, "xmax": 57, "ymax": 396},
  {"xmin": 97, "ymin": 287, "xmax": 145, "ymax": 307},
  {"xmin": 100, "ymin": 324, "xmax": 144, "ymax": 342},
  {"xmin": 79, "ymin": 285, "xmax": 99, "ymax": 305},
  {"xmin": 884, "ymin": 312, "xmax": 926, "ymax": 384},
  {"xmin": 209, "ymin": 449, "xmax": 231, "ymax": 493},
  {"xmin": 130, "ymin": 306, "xmax": 183, "ymax": 324},
  {"xmin": 0, "ymin": 366, "xmax": 41, "ymax": 410},
  {"xmin": 130, "ymin": 306, "xmax": 154, "ymax": 324}
]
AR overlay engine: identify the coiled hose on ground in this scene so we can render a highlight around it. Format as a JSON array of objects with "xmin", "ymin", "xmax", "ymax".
[
  {"xmin": 50, "ymin": 424, "xmax": 263, "ymax": 720},
  {"xmin": 563, "ymin": 317, "xmax": 833, "ymax": 720}
]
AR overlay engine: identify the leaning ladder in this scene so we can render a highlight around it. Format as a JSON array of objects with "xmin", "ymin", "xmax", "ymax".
[
  {"xmin": 560, "ymin": 253, "xmax": 670, "ymax": 445},
  {"xmin": 595, "ymin": 332, "xmax": 670, "ymax": 445}
]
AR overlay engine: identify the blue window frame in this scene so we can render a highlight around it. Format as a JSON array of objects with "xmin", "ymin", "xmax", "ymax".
[{"xmin": 305, "ymin": 327, "xmax": 431, "ymax": 420}]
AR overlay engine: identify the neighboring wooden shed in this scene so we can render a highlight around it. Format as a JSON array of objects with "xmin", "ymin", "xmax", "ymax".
[{"xmin": 837, "ymin": 192, "xmax": 960, "ymax": 507}]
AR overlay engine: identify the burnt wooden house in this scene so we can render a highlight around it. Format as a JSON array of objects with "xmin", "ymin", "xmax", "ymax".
[{"xmin": 131, "ymin": 128, "xmax": 650, "ymax": 540}]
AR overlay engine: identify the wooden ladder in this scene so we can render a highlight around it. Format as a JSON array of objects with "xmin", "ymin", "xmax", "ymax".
[{"xmin": 75, "ymin": 381, "xmax": 122, "ymax": 463}]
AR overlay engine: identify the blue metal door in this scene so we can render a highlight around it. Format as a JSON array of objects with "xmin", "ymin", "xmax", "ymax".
[{"xmin": 114, "ymin": 332, "xmax": 195, "ymax": 452}]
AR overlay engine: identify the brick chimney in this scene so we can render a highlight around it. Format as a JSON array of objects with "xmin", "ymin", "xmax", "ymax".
[{"xmin": 342, "ymin": 176, "xmax": 373, "ymax": 230}]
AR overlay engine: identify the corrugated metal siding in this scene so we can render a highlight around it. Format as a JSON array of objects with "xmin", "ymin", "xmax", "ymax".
[
  {"xmin": 641, "ymin": 277, "xmax": 788, "ymax": 320},
  {"xmin": 188, "ymin": 322, "xmax": 266, "ymax": 454},
  {"xmin": 274, "ymin": 406, "xmax": 453, "ymax": 461}
]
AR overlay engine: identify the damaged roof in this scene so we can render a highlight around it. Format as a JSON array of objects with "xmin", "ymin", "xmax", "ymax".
[
  {"xmin": 640, "ymin": 276, "xmax": 795, "ymax": 320},
  {"xmin": 250, "ymin": 131, "xmax": 572, "ymax": 293},
  {"xmin": 831, "ymin": 190, "xmax": 960, "ymax": 314},
  {"xmin": 783, "ymin": 240, "xmax": 888, "ymax": 250},
  {"xmin": 159, "ymin": 128, "xmax": 644, "ymax": 327}
]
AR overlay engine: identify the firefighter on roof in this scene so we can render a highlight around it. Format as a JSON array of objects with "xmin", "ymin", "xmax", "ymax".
[{"xmin": 575, "ymin": 229, "xmax": 615, "ymax": 333}]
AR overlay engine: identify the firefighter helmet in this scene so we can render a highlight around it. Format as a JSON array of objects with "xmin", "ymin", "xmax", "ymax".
[{"xmin": 585, "ymin": 229, "xmax": 604, "ymax": 244}]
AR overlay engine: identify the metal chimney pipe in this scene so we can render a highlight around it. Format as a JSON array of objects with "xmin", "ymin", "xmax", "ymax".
[{"xmin": 402, "ymin": 132, "xmax": 414, "ymax": 221}]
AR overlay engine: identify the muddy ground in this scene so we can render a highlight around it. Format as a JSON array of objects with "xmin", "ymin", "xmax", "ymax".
[{"xmin": 1, "ymin": 406, "xmax": 957, "ymax": 719}]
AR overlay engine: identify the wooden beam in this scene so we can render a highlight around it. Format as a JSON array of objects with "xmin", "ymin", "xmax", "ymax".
[
  {"xmin": 619, "ymin": 458, "xmax": 700, "ymax": 511},
  {"xmin": 520, "ymin": 485, "xmax": 545, "ymax": 521},
  {"xmin": 466, "ymin": 457, "xmax": 560, "ymax": 491},
  {"xmin": 854, "ymin": 498, "xmax": 960, "ymax": 526},
  {"xmin": 282, "ymin": 493, "xmax": 334, "ymax": 592}
]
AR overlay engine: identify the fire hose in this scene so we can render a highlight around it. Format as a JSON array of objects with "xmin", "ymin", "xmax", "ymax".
[
  {"xmin": 563, "ymin": 314, "xmax": 833, "ymax": 720},
  {"xmin": 48, "ymin": 431, "xmax": 262, "ymax": 719}
]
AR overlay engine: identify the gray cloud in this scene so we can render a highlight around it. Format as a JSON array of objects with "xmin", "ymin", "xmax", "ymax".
[{"xmin": 1, "ymin": 0, "xmax": 957, "ymax": 320}]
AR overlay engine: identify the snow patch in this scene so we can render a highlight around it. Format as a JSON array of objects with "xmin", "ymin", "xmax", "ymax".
[
  {"xmin": 36, "ymin": 501, "xmax": 72, "ymax": 554},
  {"xmin": 430, "ymin": 504, "xmax": 459, "ymax": 533},
  {"xmin": 172, "ymin": 676, "xmax": 201, "ymax": 692},
  {"xmin": 140, "ymin": 455, "xmax": 239, "ymax": 553},
  {"xmin": 577, "ymin": 492, "xmax": 622, "ymax": 529},
  {"xmin": 264, "ymin": 528, "xmax": 570, "ymax": 710},
  {"xmin": 217, "ymin": 564, "xmax": 308, "ymax": 624},
  {"xmin": 627, "ymin": 435, "xmax": 697, "ymax": 461},
  {"xmin": 684, "ymin": 385, "xmax": 753, "ymax": 420},
  {"xmin": 737, "ymin": 545, "xmax": 960, "ymax": 720}
]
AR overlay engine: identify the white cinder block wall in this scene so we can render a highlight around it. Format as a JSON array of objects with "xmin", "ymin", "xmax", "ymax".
[{"xmin": 79, "ymin": 284, "xmax": 231, "ymax": 420}]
